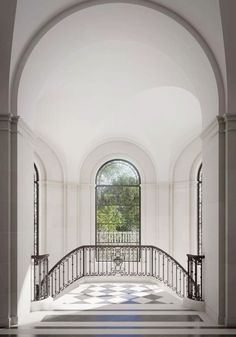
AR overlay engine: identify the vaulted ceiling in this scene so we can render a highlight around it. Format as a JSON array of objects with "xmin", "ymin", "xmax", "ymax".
[{"xmin": 15, "ymin": 1, "xmax": 223, "ymax": 181}]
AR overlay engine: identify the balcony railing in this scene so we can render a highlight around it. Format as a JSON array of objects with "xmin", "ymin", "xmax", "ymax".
[
  {"xmin": 31, "ymin": 254, "xmax": 49, "ymax": 301},
  {"xmin": 187, "ymin": 254, "xmax": 205, "ymax": 301},
  {"xmin": 97, "ymin": 231, "xmax": 139, "ymax": 245},
  {"xmin": 32, "ymin": 245, "xmax": 204, "ymax": 302}
]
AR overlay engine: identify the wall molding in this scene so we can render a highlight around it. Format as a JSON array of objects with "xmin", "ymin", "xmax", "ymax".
[
  {"xmin": 201, "ymin": 117, "xmax": 219, "ymax": 141},
  {"xmin": 0, "ymin": 114, "xmax": 18, "ymax": 131},
  {"xmin": 201, "ymin": 114, "xmax": 236, "ymax": 141},
  {"xmin": 17, "ymin": 117, "xmax": 36, "ymax": 147}
]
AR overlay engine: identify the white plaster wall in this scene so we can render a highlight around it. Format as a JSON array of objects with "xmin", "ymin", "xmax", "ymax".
[
  {"xmin": 17, "ymin": 122, "xmax": 34, "ymax": 323},
  {"xmin": 79, "ymin": 140, "xmax": 158, "ymax": 248},
  {"xmin": 202, "ymin": 122, "xmax": 221, "ymax": 323},
  {"xmin": 157, "ymin": 183, "xmax": 170, "ymax": 253},
  {"xmin": 172, "ymin": 181, "xmax": 191, "ymax": 267},
  {"xmin": 142, "ymin": 183, "xmax": 157, "ymax": 246},
  {"xmin": 34, "ymin": 137, "xmax": 80, "ymax": 267},
  {"xmin": 44, "ymin": 181, "xmax": 65, "ymax": 267},
  {"xmin": 171, "ymin": 138, "xmax": 201, "ymax": 267},
  {"xmin": 31, "ymin": 136, "xmax": 203, "ymax": 274},
  {"xmin": 34, "ymin": 138, "xmax": 65, "ymax": 268},
  {"xmin": 65, "ymin": 183, "xmax": 79, "ymax": 252}
]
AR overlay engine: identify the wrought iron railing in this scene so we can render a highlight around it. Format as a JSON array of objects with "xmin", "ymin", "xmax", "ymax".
[
  {"xmin": 31, "ymin": 254, "xmax": 49, "ymax": 301},
  {"xmin": 32, "ymin": 246, "xmax": 204, "ymax": 301},
  {"xmin": 187, "ymin": 254, "xmax": 205, "ymax": 301},
  {"xmin": 97, "ymin": 231, "xmax": 139, "ymax": 245}
]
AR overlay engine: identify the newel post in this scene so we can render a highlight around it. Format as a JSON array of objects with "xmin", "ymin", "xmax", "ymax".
[
  {"xmin": 187, "ymin": 254, "xmax": 205, "ymax": 301},
  {"xmin": 31, "ymin": 254, "xmax": 49, "ymax": 301}
]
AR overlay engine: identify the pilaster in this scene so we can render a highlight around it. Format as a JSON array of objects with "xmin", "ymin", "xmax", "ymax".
[
  {"xmin": 0, "ymin": 114, "xmax": 18, "ymax": 327},
  {"xmin": 201, "ymin": 115, "xmax": 225, "ymax": 324},
  {"xmin": 202, "ymin": 114, "xmax": 236, "ymax": 326},
  {"xmin": 224, "ymin": 114, "xmax": 236, "ymax": 326}
]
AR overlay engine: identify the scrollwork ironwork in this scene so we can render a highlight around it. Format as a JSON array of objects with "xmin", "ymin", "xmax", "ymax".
[{"xmin": 32, "ymin": 245, "xmax": 204, "ymax": 302}]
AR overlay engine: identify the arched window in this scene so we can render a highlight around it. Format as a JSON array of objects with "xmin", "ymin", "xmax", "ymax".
[
  {"xmin": 34, "ymin": 164, "xmax": 39, "ymax": 255},
  {"xmin": 197, "ymin": 164, "xmax": 202, "ymax": 255},
  {"xmin": 95, "ymin": 159, "xmax": 141, "ymax": 246}
]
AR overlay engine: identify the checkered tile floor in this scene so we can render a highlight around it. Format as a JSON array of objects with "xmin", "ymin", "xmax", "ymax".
[
  {"xmin": 4, "ymin": 282, "xmax": 227, "ymax": 336},
  {"xmin": 61, "ymin": 283, "xmax": 175, "ymax": 305}
]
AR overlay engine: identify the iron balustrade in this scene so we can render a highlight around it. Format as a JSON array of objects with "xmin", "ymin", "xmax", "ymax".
[
  {"xmin": 31, "ymin": 246, "xmax": 204, "ymax": 301},
  {"xmin": 31, "ymin": 254, "xmax": 49, "ymax": 301},
  {"xmin": 33, "ymin": 164, "xmax": 39, "ymax": 256},
  {"xmin": 187, "ymin": 254, "xmax": 205, "ymax": 301},
  {"xmin": 96, "ymin": 231, "xmax": 139, "ymax": 245}
]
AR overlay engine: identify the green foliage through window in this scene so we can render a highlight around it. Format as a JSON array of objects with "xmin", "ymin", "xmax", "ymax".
[{"xmin": 96, "ymin": 160, "xmax": 141, "ymax": 244}]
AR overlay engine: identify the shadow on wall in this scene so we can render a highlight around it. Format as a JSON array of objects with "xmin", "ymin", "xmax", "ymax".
[{"xmin": 18, "ymin": 265, "xmax": 31, "ymax": 324}]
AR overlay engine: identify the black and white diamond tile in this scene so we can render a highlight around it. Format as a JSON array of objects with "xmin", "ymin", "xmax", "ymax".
[{"xmin": 61, "ymin": 282, "xmax": 175, "ymax": 306}]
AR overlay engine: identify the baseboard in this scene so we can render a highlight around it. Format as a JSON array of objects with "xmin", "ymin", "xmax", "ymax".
[
  {"xmin": 0, "ymin": 315, "xmax": 18, "ymax": 328},
  {"xmin": 183, "ymin": 297, "xmax": 205, "ymax": 311},
  {"xmin": 224, "ymin": 315, "xmax": 236, "ymax": 327},
  {"xmin": 9, "ymin": 315, "xmax": 18, "ymax": 327},
  {"xmin": 205, "ymin": 303, "xmax": 220, "ymax": 324},
  {"xmin": 31, "ymin": 297, "xmax": 54, "ymax": 311}
]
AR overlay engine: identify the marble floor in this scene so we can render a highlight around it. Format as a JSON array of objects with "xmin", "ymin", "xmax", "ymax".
[{"xmin": 0, "ymin": 281, "xmax": 236, "ymax": 336}]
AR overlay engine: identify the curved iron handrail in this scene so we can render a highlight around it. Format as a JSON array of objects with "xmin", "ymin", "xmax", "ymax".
[
  {"xmin": 44, "ymin": 245, "xmax": 201, "ymax": 300},
  {"xmin": 48, "ymin": 245, "xmax": 188, "ymax": 275}
]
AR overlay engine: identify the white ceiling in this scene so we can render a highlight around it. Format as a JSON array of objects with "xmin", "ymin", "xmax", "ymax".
[
  {"xmin": 12, "ymin": 0, "xmax": 225, "ymax": 89},
  {"xmin": 17, "ymin": 3, "xmax": 218, "ymax": 181}
]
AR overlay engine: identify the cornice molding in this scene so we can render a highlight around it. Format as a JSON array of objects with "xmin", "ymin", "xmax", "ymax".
[
  {"xmin": 41, "ymin": 180, "xmax": 64, "ymax": 187},
  {"xmin": 0, "ymin": 113, "xmax": 14, "ymax": 121},
  {"xmin": 18, "ymin": 117, "xmax": 35, "ymax": 143},
  {"xmin": 0, "ymin": 114, "xmax": 19, "ymax": 132},
  {"xmin": 201, "ymin": 117, "xmax": 220, "ymax": 141},
  {"xmin": 201, "ymin": 114, "xmax": 236, "ymax": 141},
  {"xmin": 217, "ymin": 115, "xmax": 225, "ymax": 133},
  {"xmin": 223, "ymin": 113, "xmax": 236, "ymax": 122},
  {"xmin": 224, "ymin": 114, "xmax": 236, "ymax": 132}
]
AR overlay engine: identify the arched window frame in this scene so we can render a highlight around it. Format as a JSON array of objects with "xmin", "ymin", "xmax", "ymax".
[
  {"xmin": 34, "ymin": 163, "xmax": 39, "ymax": 255},
  {"xmin": 95, "ymin": 159, "xmax": 141, "ymax": 246},
  {"xmin": 197, "ymin": 163, "xmax": 202, "ymax": 255}
]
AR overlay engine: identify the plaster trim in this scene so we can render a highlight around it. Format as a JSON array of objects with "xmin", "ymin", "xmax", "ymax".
[
  {"xmin": 201, "ymin": 117, "xmax": 220, "ymax": 142},
  {"xmin": 224, "ymin": 113, "xmax": 236, "ymax": 132}
]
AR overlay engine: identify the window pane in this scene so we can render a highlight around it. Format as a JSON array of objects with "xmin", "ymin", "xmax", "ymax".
[
  {"xmin": 197, "ymin": 164, "xmax": 202, "ymax": 255},
  {"xmin": 96, "ymin": 160, "xmax": 140, "ymax": 185},
  {"xmin": 34, "ymin": 164, "xmax": 39, "ymax": 256},
  {"xmin": 96, "ymin": 160, "xmax": 141, "ymax": 246}
]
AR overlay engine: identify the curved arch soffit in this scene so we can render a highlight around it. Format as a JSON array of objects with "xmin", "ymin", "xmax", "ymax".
[
  {"xmin": 170, "ymin": 136, "xmax": 202, "ymax": 183},
  {"xmin": 190, "ymin": 153, "xmax": 202, "ymax": 183},
  {"xmin": 34, "ymin": 151, "xmax": 47, "ymax": 181},
  {"xmin": 11, "ymin": 0, "xmax": 225, "ymax": 120},
  {"xmin": 35, "ymin": 136, "xmax": 66, "ymax": 182},
  {"xmin": 79, "ymin": 140, "xmax": 156, "ymax": 185}
]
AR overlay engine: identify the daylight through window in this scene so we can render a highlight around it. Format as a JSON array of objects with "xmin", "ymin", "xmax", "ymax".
[{"xmin": 95, "ymin": 160, "xmax": 141, "ymax": 246}]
